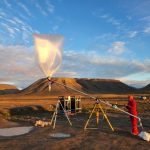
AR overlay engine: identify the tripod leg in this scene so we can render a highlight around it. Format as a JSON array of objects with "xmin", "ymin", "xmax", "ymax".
[
  {"xmin": 50, "ymin": 111, "xmax": 56, "ymax": 125},
  {"xmin": 53, "ymin": 103, "xmax": 58, "ymax": 129},
  {"xmin": 53, "ymin": 114, "xmax": 57, "ymax": 129},
  {"xmin": 84, "ymin": 104, "xmax": 97, "ymax": 130},
  {"xmin": 98, "ymin": 104, "xmax": 114, "ymax": 131},
  {"xmin": 96, "ymin": 110, "xmax": 100, "ymax": 125},
  {"xmin": 50, "ymin": 101, "xmax": 59, "ymax": 126},
  {"xmin": 59, "ymin": 101, "xmax": 72, "ymax": 126}
]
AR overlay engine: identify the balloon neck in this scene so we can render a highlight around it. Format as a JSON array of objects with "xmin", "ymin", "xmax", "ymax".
[{"xmin": 47, "ymin": 76, "xmax": 51, "ymax": 81}]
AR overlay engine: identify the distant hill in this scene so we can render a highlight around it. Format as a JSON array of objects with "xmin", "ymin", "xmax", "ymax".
[
  {"xmin": 140, "ymin": 84, "xmax": 150, "ymax": 93},
  {"xmin": 76, "ymin": 78, "xmax": 137, "ymax": 94},
  {"xmin": 19, "ymin": 77, "xmax": 138, "ymax": 95},
  {"xmin": 1, "ymin": 78, "xmax": 149, "ymax": 96},
  {"xmin": 19, "ymin": 78, "xmax": 83, "ymax": 95},
  {"xmin": 0, "ymin": 84, "xmax": 19, "ymax": 94}
]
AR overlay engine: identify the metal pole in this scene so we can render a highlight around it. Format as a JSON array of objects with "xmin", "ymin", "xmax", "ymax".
[
  {"xmin": 84, "ymin": 103, "xmax": 97, "ymax": 130},
  {"xmin": 53, "ymin": 102, "xmax": 59, "ymax": 129},
  {"xmin": 98, "ymin": 103, "xmax": 114, "ymax": 131},
  {"xmin": 59, "ymin": 100, "xmax": 72, "ymax": 126}
]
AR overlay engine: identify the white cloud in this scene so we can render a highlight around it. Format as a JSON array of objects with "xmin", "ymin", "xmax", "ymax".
[
  {"xmin": 0, "ymin": 22, "xmax": 16, "ymax": 38},
  {"xmin": 144, "ymin": 26, "xmax": 150, "ymax": 34},
  {"xmin": 0, "ymin": 13, "xmax": 35, "ymax": 44},
  {"xmin": 52, "ymin": 25, "xmax": 59, "ymax": 32},
  {"xmin": 0, "ymin": 45, "xmax": 42, "ymax": 88},
  {"xmin": 100, "ymin": 14, "xmax": 109, "ymax": 19},
  {"xmin": 0, "ymin": 45, "xmax": 150, "ymax": 88},
  {"xmin": 3, "ymin": 0, "xmax": 12, "ymax": 8},
  {"xmin": 108, "ymin": 41, "xmax": 126, "ymax": 55},
  {"xmin": 140, "ymin": 16, "xmax": 150, "ymax": 22},
  {"xmin": 95, "ymin": 33, "xmax": 119, "ymax": 41},
  {"xmin": 119, "ymin": 79, "xmax": 150, "ymax": 88},
  {"xmin": 127, "ymin": 16, "xmax": 132, "ymax": 20},
  {"xmin": 35, "ymin": 2, "xmax": 48, "ymax": 16},
  {"xmin": 61, "ymin": 50, "xmax": 150, "ymax": 80},
  {"xmin": 0, "ymin": 9, "xmax": 7, "ymax": 17},
  {"xmin": 100, "ymin": 13, "xmax": 121, "ymax": 26},
  {"xmin": 46, "ymin": 0, "xmax": 55, "ymax": 13},
  {"xmin": 6, "ymin": 18, "xmax": 18, "ymax": 26},
  {"xmin": 13, "ymin": 17, "xmax": 25, "ymax": 25},
  {"xmin": 119, "ymin": 72, "xmax": 150, "ymax": 88},
  {"xmin": 18, "ymin": 2, "xmax": 33, "ymax": 17},
  {"xmin": 128, "ymin": 31, "xmax": 138, "ymax": 38}
]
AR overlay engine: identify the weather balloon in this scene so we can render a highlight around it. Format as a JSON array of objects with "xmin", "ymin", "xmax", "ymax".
[{"xmin": 33, "ymin": 34, "xmax": 64, "ymax": 90}]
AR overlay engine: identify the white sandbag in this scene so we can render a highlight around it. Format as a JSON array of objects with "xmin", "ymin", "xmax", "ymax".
[
  {"xmin": 138, "ymin": 131, "xmax": 150, "ymax": 142},
  {"xmin": 35, "ymin": 120, "xmax": 51, "ymax": 127}
]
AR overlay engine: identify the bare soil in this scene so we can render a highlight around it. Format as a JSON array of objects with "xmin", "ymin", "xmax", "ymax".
[{"xmin": 0, "ymin": 94, "xmax": 150, "ymax": 150}]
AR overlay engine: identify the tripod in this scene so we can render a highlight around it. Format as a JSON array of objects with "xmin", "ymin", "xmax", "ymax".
[
  {"xmin": 84, "ymin": 99, "xmax": 114, "ymax": 131},
  {"xmin": 50, "ymin": 99, "xmax": 72, "ymax": 129}
]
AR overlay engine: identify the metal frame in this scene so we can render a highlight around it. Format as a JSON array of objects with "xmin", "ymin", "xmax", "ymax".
[
  {"xmin": 84, "ymin": 100, "xmax": 114, "ymax": 131},
  {"xmin": 50, "ymin": 99, "xmax": 72, "ymax": 129}
]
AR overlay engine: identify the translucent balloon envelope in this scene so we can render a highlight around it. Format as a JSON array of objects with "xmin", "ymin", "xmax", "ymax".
[{"xmin": 33, "ymin": 34, "xmax": 64, "ymax": 78}]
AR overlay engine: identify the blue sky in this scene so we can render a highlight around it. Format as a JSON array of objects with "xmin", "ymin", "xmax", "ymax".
[{"xmin": 0, "ymin": 0, "xmax": 150, "ymax": 88}]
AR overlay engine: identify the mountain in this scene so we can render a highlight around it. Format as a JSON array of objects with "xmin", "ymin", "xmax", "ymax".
[
  {"xmin": 19, "ymin": 78, "xmax": 83, "ymax": 95},
  {"xmin": 19, "ymin": 77, "xmax": 138, "ymax": 95},
  {"xmin": 0, "ymin": 84, "xmax": 19, "ymax": 94},
  {"xmin": 76, "ymin": 78, "xmax": 136, "ymax": 94},
  {"xmin": 140, "ymin": 84, "xmax": 150, "ymax": 93},
  {"xmin": 1, "ymin": 78, "xmax": 149, "ymax": 96}
]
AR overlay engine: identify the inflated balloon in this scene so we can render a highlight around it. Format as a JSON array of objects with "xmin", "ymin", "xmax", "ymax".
[
  {"xmin": 34, "ymin": 34, "xmax": 63, "ymax": 77},
  {"xmin": 33, "ymin": 34, "xmax": 64, "ymax": 90}
]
